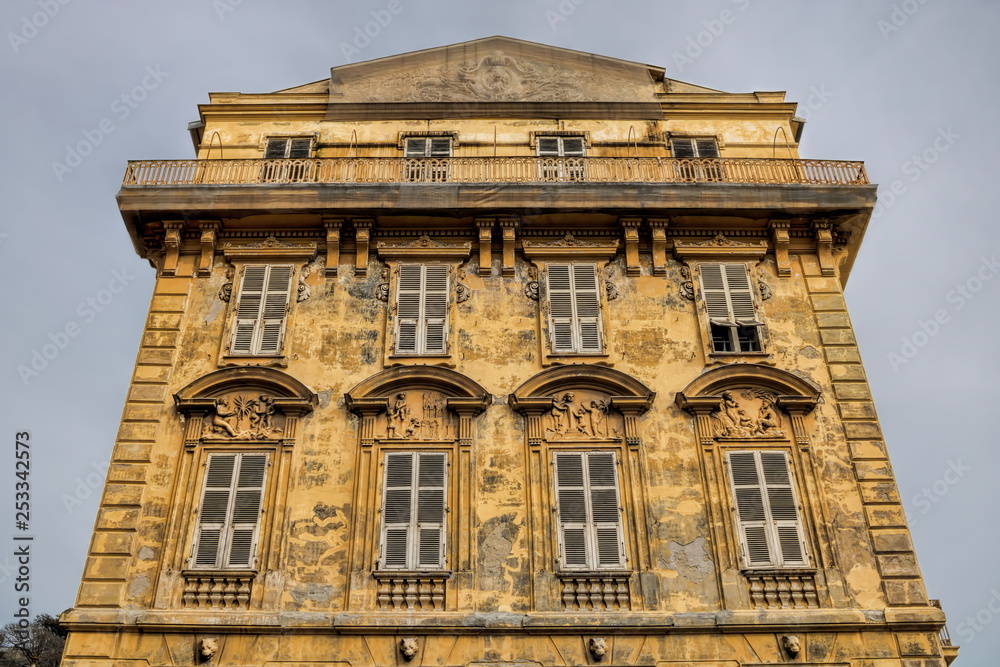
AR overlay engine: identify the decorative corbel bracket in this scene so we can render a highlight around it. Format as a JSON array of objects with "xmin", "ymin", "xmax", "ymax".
[
  {"xmin": 674, "ymin": 395, "xmax": 719, "ymax": 447},
  {"xmin": 475, "ymin": 218, "xmax": 495, "ymax": 277},
  {"xmin": 776, "ymin": 396, "xmax": 818, "ymax": 448},
  {"xmin": 324, "ymin": 217, "xmax": 344, "ymax": 277},
  {"xmin": 353, "ymin": 219, "xmax": 373, "ymax": 277},
  {"xmin": 198, "ymin": 222, "xmax": 219, "ymax": 277},
  {"xmin": 648, "ymin": 218, "xmax": 669, "ymax": 276},
  {"xmin": 499, "ymin": 217, "xmax": 519, "ymax": 277},
  {"xmin": 812, "ymin": 219, "xmax": 836, "ymax": 277},
  {"xmin": 609, "ymin": 396, "xmax": 652, "ymax": 449},
  {"xmin": 620, "ymin": 217, "xmax": 642, "ymax": 277},
  {"xmin": 769, "ymin": 220, "xmax": 792, "ymax": 277},
  {"xmin": 161, "ymin": 221, "xmax": 184, "ymax": 277},
  {"xmin": 507, "ymin": 396, "xmax": 552, "ymax": 448}
]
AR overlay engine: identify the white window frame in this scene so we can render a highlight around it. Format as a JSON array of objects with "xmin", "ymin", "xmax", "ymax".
[
  {"xmin": 536, "ymin": 135, "xmax": 586, "ymax": 181},
  {"xmin": 228, "ymin": 264, "xmax": 294, "ymax": 357},
  {"xmin": 394, "ymin": 264, "xmax": 450, "ymax": 356},
  {"xmin": 545, "ymin": 262, "xmax": 604, "ymax": 355},
  {"xmin": 553, "ymin": 451, "xmax": 627, "ymax": 571},
  {"xmin": 262, "ymin": 137, "xmax": 314, "ymax": 182},
  {"xmin": 670, "ymin": 137, "xmax": 722, "ymax": 181},
  {"xmin": 379, "ymin": 451, "xmax": 448, "ymax": 571},
  {"xmin": 698, "ymin": 262, "xmax": 764, "ymax": 354},
  {"xmin": 403, "ymin": 137, "xmax": 452, "ymax": 182},
  {"xmin": 726, "ymin": 450, "xmax": 809, "ymax": 569},
  {"xmin": 191, "ymin": 452, "xmax": 269, "ymax": 570}
]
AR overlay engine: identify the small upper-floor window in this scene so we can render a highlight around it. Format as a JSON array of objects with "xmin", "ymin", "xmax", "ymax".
[
  {"xmin": 379, "ymin": 451, "xmax": 448, "ymax": 570},
  {"xmin": 671, "ymin": 137, "xmax": 721, "ymax": 181},
  {"xmin": 230, "ymin": 264, "xmax": 293, "ymax": 356},
  {"xmin": 402, "ymin": 137, "xmax": 452, "ymax": 182},
  {"xmin": 395, "ymin": 264, "xmax": 449, "ymax": 355},
  {"xmin": 403, "ymin": 137, "xmax": 453, "ymax": 157},
  {"xmin": 192, "ymin": 452, "xmax": 269, "ymax": 570},
  {"xmin": 699, "ymin": 263, "xmax": 763, "ymax": 354},
  {"xmin": 670, "ymin": 137, "xmax": 719, "ymax": 158},
  {"xmin": 547, "ymin": 263, "xmax": 603, "ymax": 354},
  {"xmin": 726, "ymin": 450, "xmax": 808, "ymax": 569},
  {"xmin": 554, "ymin": 451, "xmax": 626, "ymax": 570},
  {"xmin": 264, "ymin": 137, "xmax": 313, "ymax": 159},
  {"xmin": 537, "ymin": 136, "xmax": 585, "ymax": 181}
]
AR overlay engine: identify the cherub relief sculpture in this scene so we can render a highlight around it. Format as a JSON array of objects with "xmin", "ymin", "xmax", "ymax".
[
  {"xmin": 712, "ymin": 389, "xmax": 787, "ymax": 438},
  {"xmin": 544, "ymin": 390, "xmax": 620, "ymax": 440},
  {"xmin": 205, "ymin": 393, "xmax": 283, "ymax": 439}
]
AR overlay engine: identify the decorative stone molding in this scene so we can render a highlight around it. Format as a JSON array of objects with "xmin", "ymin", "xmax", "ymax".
[
  {"xmin": 499, "ymin": 216, "xmax": 519, "ymax": 277},
  {"xmin": 813, "ymin": 219, "xmax": 836, "ymax": 277},
  {"xmin": 161, "ymin": 221, "xmax": 184, "ymax": 276},
  {"xmin": 524, "ymin": 266, "xmax": 540, "ymax": 300},
  {"xmin": 522, "ymin": 234, "xmax": 619, "ymax": 260},
  {"xmin": 679, "ymin": 265, "xmax": 695, "ymax": 300},
  {"xmin": 218, "ymin": 265, "xmax": 234, "ymax": 302},
  {"xmin": 588, "ymin": 637, "xmax": 608, "ymax": 662},
  {"xmin": 198, "ymin": 637, "xmax": 218, "ymax": 662},
  {"xmin": 649, "ymin": 218, "xmax": 669, "ymax": 276},
  {"xmin": 181, "ymin": 571, "xmax": 254, "ymax": 610},
  {"xmin": 558, "ymin": 573, "xmax": 631, "ymax": 611},
  {"xmin": 374, "ymin": 572, "xmax": 448, "ymax": 611},
  {"xmin": 673, "ymin": 233, "xmax": 768, "ymax": 262},
  {"xmin": 475, "ymin": 218, "xmax": 494, "ymax": 276},
  {"xmin": 296, "ymin": 265, "xmax": 311, "ymax": 302},
  {"xmin": 399, "ymin": 637, "xmax": 420, "ymax": 662},
  {"xmin": 353, "ymin": 219, "xmax": 373, "ymax": 276},
  {"xmin": 222, "ymin": 236, "xmax": 317, "ymax": 263},
  {"xmin": 769, "ymin": 220, "xmax": 792, "ymax": 277},
  {"xmin": 746, "ymin": 571, "xmax": 819, "ymax": 609},
  {"xmin": 456, "ymin": 268, "xmax": 471, "ymax": 303},
  {"xmin": 619, "ymin": 217, "xmax": 642, "ymax": 277},
  {"xmin": 375, "ymin": 235, "xmax": 473, "ymax": 260},
  {"xmin": 782, "ymin": 635, "xmax": 802, "ymax": 658},
  {"xmin": 375, "ymin": 267, "xmax": 389, "ymax": 302}
]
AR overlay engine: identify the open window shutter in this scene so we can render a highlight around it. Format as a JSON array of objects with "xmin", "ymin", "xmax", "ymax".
[
  {"xmin": 547, "ymin": 264, "xmax": 575, "ymax": 352},
  {"xmin": 760, "ymin": 452, "xmax": 807, "ymax": 566},
  {"xmin": 264, "ymin": 138, "xmax": 288, "ymax": 158},
  {"xmin": 415, "ymin": 453, "xmax": 447, "ymax": 569},
  {"xmin": 258, "ymin": 266, "xmax": 292, "ymax": 355},
  {"xmin": 554, "ymin": 452, "xmax": 589, "ymax": 568},
  {"xmin": 231, "ymin": 266, "xmax": 267, "ymax": 354},
  {"xmin": 728, "ymin": 451, "xmax": 773, "ymax": 567},
  {"xmin": 572, "ymin": 264, "xmax": 602, "ymax": 353},
  {"xmin": 588, "ymin": 452, "xmax": 625, "ymax": 568},
  {"xmin": 422, "ymin": 265, "xmax": 449, "ymax": 354},
  {"xmin": 700, "ymin": 264, "xmax": 732, "ymax": 324},
  {"xmin": 226, "ymin": 454, "xmax": 268, "ymax": 568},
  {"xmin": 396, "ymin": 265, "xmax": 423, "ymax": 353},
  {"xmin": 381, "ymin": 453, "xmax": 414, "ymax": 569},
  {"xmin": 723, "ymin": 264, "xmax": 758, "ymax": 324},
  {"xmin": 194, "ymin": 453, "xmax": 237, "ymax": 568}
]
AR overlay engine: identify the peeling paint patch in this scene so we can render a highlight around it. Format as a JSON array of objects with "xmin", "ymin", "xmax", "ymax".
[
  {"xmin": 662, "ymin": 537, "xmax": 713, "ymax": 583},
  {"xmin": 138, "ymin": 546, "xmax": 155, "ymax": 561},
  {"xmin": 799, "ymin": 345, "xmax": 820, "ymax": 359},
  {"xmin": 289, "ymin": 583, "xmax": 334, "ymax": 604},
  {"xmin": 129, "ymin": 574, "xmax": 150, "ymax": 597},
  {"xmin": 316, "ymin": 389, "xmax": 333, "ymax": 408}
]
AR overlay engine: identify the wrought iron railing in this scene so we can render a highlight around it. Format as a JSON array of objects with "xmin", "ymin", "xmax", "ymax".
[
  {"xmin": 122, "ymin": 157, "xmax": 868, "ymax": 187},
  {"xmin": 930, "ymin": 599, "xmax": 954, "ymax": 646}
]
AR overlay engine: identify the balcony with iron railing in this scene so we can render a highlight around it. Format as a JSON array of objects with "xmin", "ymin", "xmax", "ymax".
[{"xmin": 122, "ymin": 156, "xmax": 869, "ymax": 187}]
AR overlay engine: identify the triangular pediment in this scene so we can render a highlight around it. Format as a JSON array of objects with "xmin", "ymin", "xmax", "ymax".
[{"xmin": 327, "ymin": 36, "xmax": 673, "ymax": 104}]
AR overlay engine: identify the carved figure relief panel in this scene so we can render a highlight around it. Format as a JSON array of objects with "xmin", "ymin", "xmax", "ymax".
[
  {"xmin": 204, "ymin": 392, "xmax": 286, "ymax": 440},
  {"xmin": 542, "ymin": 389, "xmax": 624, "ymax": 441},
  {"xmin": 711, "ymin": 389, "xmax": 787, "ymax": 440},
  {"xmin": 380, "ymin": 390, "xmax": 456, "ymax": 441}
]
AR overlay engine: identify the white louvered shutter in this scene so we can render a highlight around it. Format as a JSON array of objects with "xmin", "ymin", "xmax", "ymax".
[
  {"xmin": 194, "ymin": 453, "xmax": 268, "ymax": 569},
  {"xmin": 395, "ymin": 265, "xmax": 449, "ymax": 355},
  {"xmin": 699, "ymin": 263, "xmax": 759, "ymax": 325},
  {"xmin": 728, "ymin": 451, "xmax": 807, "ymax": 568},
  {"xmin": 554, "ymin": 452, "xmax": 625, "ymax": 570},
  {"xmin": 547, "ymin": 264, "xmax": 602, "ymax": 354},
  {"xmin": 231, "ymin": 265, "xmax": 292, "ymax": 355},
  {"xmin": 381, "ymin": 452, "xmax": 447, "ymax": 570}
]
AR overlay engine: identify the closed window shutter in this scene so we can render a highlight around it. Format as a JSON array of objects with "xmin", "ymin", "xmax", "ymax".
[
  {"xmin": 671, "ymin": 138, "xmax": 719, "ymax": 157},
  {"xmin": 231, "ymin": 265, "xmax": 292, "ymax": 356},
  {"xmin": 671, "ymin": 138, "xmax": 696, "ymax": 158},
  {"xmin": 264, "ymin": 138, "xmax": 288, "ymax": 158},
  {"xmin": 561, "ymin": 137, "xmax": 586, "ymax": 156},
  {"xmin": 429, "ymin": 138, "xmax": 452, "ymax": 157},
  {"xmin": 395, "ymin": 265, "xmax": 449, "ymax": 355},
  {"xmin": 547, "ymin": 263, "xmax": 602, "ymax": 354},
  {"xmin": 416, "ymin": 453, "xmax": 447, "ymax": 568},
  {"xmin": 537, "ymin": 137, "xmax": 561, "ymax": 156},
  {"xmin": 554, "ymin": 452, "xmax": 625, "ymax": 570},
  {"xmin": 264, "ymin": 138, "xmax": 311, "ymax": 158},
  {"xmin": 728, "ymin": 451, "xmax": 807, "ymax": 568},
  {"xmin": 288, "ymin": 138, "xmax": 312, "ymax": 158},
  {"xmin": 381, "ymin": 453, "xmax": 414, "ymax": 569},
  {"xmin": 194, "ymin": 453, "xmax": 268, "ymax": 569},
  {"xmin": 403, "ymin": 137, "xmax": 452, "ymax": 157},
  {"xmin": 381, "ymin": 452, "xmax": 447, "ymax": 570}
]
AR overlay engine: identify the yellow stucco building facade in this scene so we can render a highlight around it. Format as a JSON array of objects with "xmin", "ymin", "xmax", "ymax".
[{"xmin": 61, "ymin": 37, "xmax": 957, "ymax": 667}]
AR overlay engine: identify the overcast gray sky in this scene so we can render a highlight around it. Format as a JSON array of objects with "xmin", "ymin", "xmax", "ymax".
[{"xmin": 1, "ymin": 1, "xmax": 996, "ymax": 662}]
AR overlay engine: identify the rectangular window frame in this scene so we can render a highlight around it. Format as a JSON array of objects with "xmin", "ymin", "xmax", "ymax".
[
  {"xmin": 726, "ymin": 450, "xmax": 809, "ymax": 570},
  {"xmin": 698, "ymin": 262, "xmax": 766, "ymax": 355},
  {"xmin": 378, "ymin": 451, "xmax": 449, "ymax": 571},
  {"xmin": 393, "ymin": 263, "xmax": 450, "ymax": 356},
  {"xmin": 402, "ymin": 136, "xmax": 452, "ymax": 182},
  {"xmin": 553, "ymin": 450, "xmax": 627, "ymax": 572},
  {"xmin": 227, "ymin": 264, "xmax": 295, "ymax": 358},
  {"xmin": 536, "ymin": 135, "xmax": 587, "ymax": 181},
  {"xmin": 670, "ymin": 136, "xmax": 722, "ymax": 181},
  {"xmin": 544, "ymin": 262, "xmax": 605, "ymax": 355},
  {"xmin": 261, "ymin": 136, "xmax": 315, "ymax": 182},
  {"xmin": 191, "ymin": 452, "xmax": 269, "ymax": 571}
]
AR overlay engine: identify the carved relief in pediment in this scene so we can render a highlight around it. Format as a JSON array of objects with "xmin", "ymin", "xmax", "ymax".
[
  {"xmin": 711, "ymin": 388, "xmax": 786, "ymax": 439},
  {"xmin": 543, "ymin": 390, "xmax": 623, "ymax": 441},
  {"xmin": 381, "ymin": 391, "xmax": 455, "ymax": 441},
  {"xmin": 204, "ymin": 392, "xmax": 285, "ymax": 440}
]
